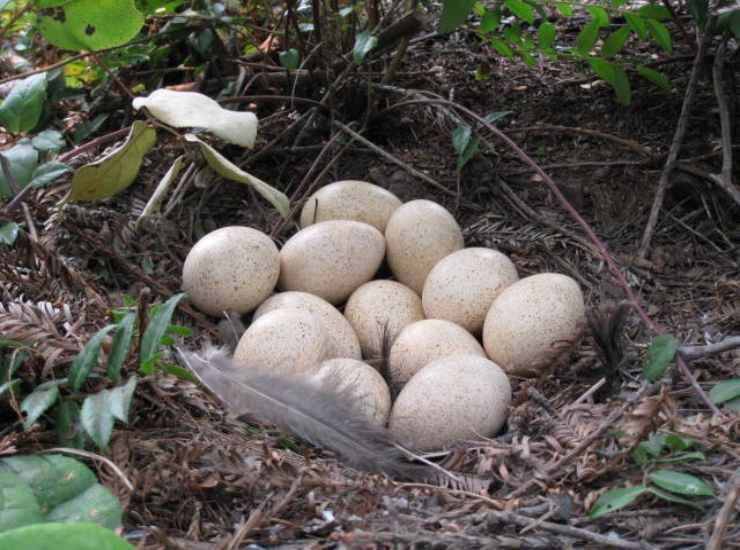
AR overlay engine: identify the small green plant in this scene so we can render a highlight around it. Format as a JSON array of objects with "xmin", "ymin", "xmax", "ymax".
[{"xmin": 709, "ymin": 378, "xmax": 740, "ymax": 411}]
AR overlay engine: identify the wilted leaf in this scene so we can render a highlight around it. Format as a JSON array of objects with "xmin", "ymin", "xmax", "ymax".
[
  {"xmin": 21, "ymin": 386, "xmax": 60, "ymax": 429},
  {"xmin": 589, "ymin": 485, "xmax": 647, "ymax": 518},
  {"xmin": 648, "ymin": 470, "xmax": 714, "ymax": 497},
  {"xmin": 80, "ymin": 392, "xmax": 115, "ymax": 450},
  {"xmin": 0, "ymin": 74, "xmax": 47, "ymax": 134},
  {"xmin": 0, "ymin": 521, "xmax": 135, "ymax": 550},
  {"xmin": 69, "ymin": 324, "xmax": 117, "ymax": 391},
  {"xmin": 439, "ymin": 0, "xmax": 476, "ymax": 32},
  {"xmin": 709, "ymin": 378, "xmax": 740, "ymax": 404},
  {"xmin": 643, "ymin": 334, "xmax": 678, "ymax": 382},
  {"xmin": 69, "ymin": 121, "xmax": 156, "ymax": 202},
  {"xmin": 353, "ymin": 31, "xmax": 378, "ymax": 64}
]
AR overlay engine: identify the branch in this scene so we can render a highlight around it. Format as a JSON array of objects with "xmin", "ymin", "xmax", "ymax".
[
  {"xmin": 679, "ymin": 335, "xmax": 740, "ymax": 361},
  {"xmin": 709, "ymin": 39, "xmax": 739, "ymax": 206}
]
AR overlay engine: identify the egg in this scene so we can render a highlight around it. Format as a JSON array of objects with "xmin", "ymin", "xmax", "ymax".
[
  {"xmin": 388, "ymin": 319, "xmax": 486, "ymax": 385},
  {"xmin": 182, "ymin": 226, "xmax": 279, "ymax": 316},
  {"xmin": 482, "ymin": 273, "xmax": 586, "ymax": 376},
  {"xmin": 389, "ymin": 354, "xmax": 511, "ymax": 450},
  {"xmin": 344, "ymin": 280, "xmax": 424, "ymax": 361},
  {"xmin": 300, "ymin": 180, "xmax": 403, "ymax": 232},
  {"xmin": 422, "ymin": 247, "xmax": 519, "ymax": 334},
  {"xmin": 279, "ymin": 220, "xmax": 386, "ymax": 305},
  {"xmin": 254, "ymin": 292, "xmax": 362, "ymax": 360},
  {"xmin": 234, "ymin": 309, "xmax": 327, "ymax": 375},
  {"xmin": 309, "ymin": 358, "xmax": 392, "ymax": 426},
  {"xmin": 384, "ymin": 199, "xmax": 464, "ymax": 294}
]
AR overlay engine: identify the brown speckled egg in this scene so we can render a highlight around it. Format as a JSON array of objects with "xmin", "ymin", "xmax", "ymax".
[
  {"xmin": 389, "ymin": 354, "xmax": 511, "ymax": 450},
  {"xmin": 279, "ymin": 220, "xmax": 385, "ymax": 305},
  {"xmin": 300, "ymin": 180, "xmax": 402, "ymax": 232},
  {"xmin": 310, "ymin": 358, "xmax": 392, "ymax": 426},
  {"xmin": 384, "ymin": 200, "xmax": 464, "ymax": 294},
  {"xmin": 234, "ymin": 309, "xmax": 327, "ymax": 375},
  {"xmin": 344, "ymin": 280, "xmax": 424, "ymax": 361},
  {"xmin": 254, "ymin": 292, "xmax": 361, "ymax": 360},
  {"xmin": 182, "ymin": 226, "xmax": 279, "ymax": 316},
  {"xmin": 388, "ymin": 319, "xmax": 486, "ymax": 385},
  {"xmin": 482, "ymin": 273, "xmax": 586, "ymax": 376},
  {"xmin": 422, "ymin": 248, "xmax": 519, "ymax": 334}
]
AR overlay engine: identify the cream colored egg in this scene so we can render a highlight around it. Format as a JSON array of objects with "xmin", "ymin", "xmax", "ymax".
[
  {"xmin": 254, "ymin": 292, "xmax": 361, "ymax": 360},
  {"xmin": 234, "ymin": 309, "xmax": 327, "ymax": 375},
  {"xmin": 482, "ymin": 273, "xmax": 586, "ymax": 376},
  {"xmin": 279, "ymin": 220, "xmax": 385, "ymax": 305},
  {"xmin": 389, "ymin": 354, "xmax": 511, "ymax": 451},
  {"xmin": 344, "ymin": 280, "xmax": 424, "ymax": 361},
  {"xmin": 182, "ymin": 226, "xmax": 279, "ymax": 316},
  {"xmin": 385, "ymin": 200, "xmax": 464, "ymax": 294},
  {"xmin": 310, "ymin": 358, "xmax": 392, "ymax": 426},
  {"xmin": 300, "ymin": 180, "xmax": 402, "ymax": 232},
  {"xmin": 422, "ymin": 247, "xmax": 519, "ymax": 334},
  {"xmin": 388, "ymin": 319, "xmax": 486, "ymax": 385}
]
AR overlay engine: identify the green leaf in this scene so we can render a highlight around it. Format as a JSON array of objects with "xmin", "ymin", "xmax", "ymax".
[
  {"xmin": 611, "ymin": 65, "xmax": 631, "ymax": 105},
  {"xmin": 0, "ymin": 223, "xmax": 20, "ymax": 246},
  {"xmin": 646, "ymin": 18, "xmax": 672, "ymax": 53},
  {"xmin": 0, "ymin": 380, "xmax": 22, "ymax": 400},
  {"xmin": 30, "ymin": 161, "xmax": 71, "ymax": 188},
  {"xmin": 38, "ymin": 0, "xmax": 145, "ymax": 52},
  {"xmin": 491, "ymin": 38, "xmax": 514, "ymax": 58},
  {"xmin": 648, "ymin": 470, "xmax": 714, "ymax": 497},
  {"xmin": 656, "ymin": 451, "xmax": 706, "ymax": 464},
  {"xmin": 106, "ymin": 312, "xmax": 136, "ymax": 382},
  {"xmin": 639, "ymin": 432, "xmax": 667, "ymax": 457},
  {"xmin": 663, "ymin": 434, "xmax": 694, "ymax": 452},
  {"xmin": 278, "ymin": 48, "xmax": 300, "ymax": 70},
  {"xmin": 162, "ymin": 363, "xmax": 197, "ymax": 382},
  {"xmin": 439, "ymin": 0, "xmax": 477, "ymax": 32},
  {"xmin": 589, "ymin": 485, "xmax": 648, "ymax": 518},
  {"xmin": 538, "ymin": 22, "xmax": 556, "ymax": 49},
  {"xmin": 636, "ymin": 65, "xmax": 671, "ymax": 91},
  {"xmin": 638, "ymin": 5, "xmax": 672, "ymax": 21},
  {"xmin": 72, "ymin": 113, "xmax": 109, "ymax": 144},
  {"xmin": 643, "ymin": 334, "xmax": 679, "ymax": 382},
  {"xmin": 80, "ymin": 392, "xmax": 115, "ymax": 450},
  {"xmin": 0, "ymin": 471, "xmax": 44, "ymax": 531},
  {"xmin": 602, "ymin": 25, "xmax": 631, "ymax": 57},
  {"xmin": 0, "ymin": 74, "xmax": 47, "ymax": 134},
  {"xmin": 709, "ymin": 379, "xmax": 740, "ymax": 404},
  {"xmin": 31, "ymin": 130, "xmax": 66, "ymax": 152},
  {"xmin": 624, "ymin": 13, "xmax": 648, "ymax": 40},
  {"xmin": 69, "ymin": 324, "xmax": 117, "ymax": 391},
  {"xmin": 0, "ymin": 142, "xmax": 39, "ymax": 199},
  {"xmin": 185, "ymin": 135, "xmax": 290, "ymax": 218},
  {"xmin": 139, "ymin": 293, "xmax": 186, "ymax": 367},
  {"xmin": 586, "ymin": 6, "xmax": 610, "ymax": 27},
  {"xmin": 724, "ymin": 396, "xmax": 740, "ymax": 411},
  {"xmin": 505, "ymin": 0, "xmax": 535, "ymax": 24},
  {"xmin": 0, "ymin": 521, "xmax": 135, "ymax": 550},
  {"xmin": 556, "ymin": 2, "xmax": 573, "ymax": 16},
  {"xmin": 55, "ymin": 399, "xmax": 85, "ymax": 449},
  {"xmin": 687, "ymin": 0, "xmax": 708, "ymax": 29},
  {"xmin": 352, "ymin": 31, "xmax": 378, "ymax": 64},
  {"xmin": 107, "ymin": 377, "xmax": 137, "ymax": 423},
  {"xmin": 589, "ymin": 57, "xmax": 614, "ymax": 83},
  {"xmin": 576, "ymin": 22, "xmax": 600, "ymax": 56},
  {"xmin": 452, "ymin": 125, "xmax": 479, "ymax": 170},
  {"xmin": 46, "ymin": 484, "xmax": 122, "ymax": 529},
  {"xmin": 480, "ymin": 9, "xmax": 500, "ymax": 33},
  {"xmin": 69, "ymin": 121, "xmax": 156, "ymax": 202},
  {"xmin": 21, "ymin": 386, "xmax": 60, "ymax": 430},
  {"xmin": 647, "ymin": 486, "xmax": 703, "ymax": 508}
]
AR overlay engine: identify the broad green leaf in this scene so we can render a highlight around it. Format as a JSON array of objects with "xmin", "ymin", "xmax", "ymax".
[
  {"xmin": 663, "ymin": 434, "xmax": 694, "ymax": 451},
  {"xmin": 646, "ymin": 18, "xmax": 672, "ymax": 53},
  {"xmin": 46, "ymin": 484, "xmax": 122, "ymax": 529},
  {"xmin": 724, "ymin": 396, "xmax": 740, "ymax": 411},
  {"xmin": 139, "ymin": 293, "xmax": 187, "ymax": 366},
  {"xmin": 107, "ymin": 377, "xmax": 137, "ymax": 423},
  {"xmin": 709, "ymin": 379, "xmax": 740, "ymax": 404},
  {"xmin": 452, "ymin": 125, "xmax": 479, "ymax": 170},
  {"xmin": 503, "ymin": 25, "xmax": 522, "ymax": 44},
  {"xmin": 556, "ymin": 2, "xmax": 573, "ymax": 16},
  {"xmin": 278, "ymin": 48, "xmax": 300, "ymax": 70},
  {"xmin": 30, "ymin": 161, "xmax": 71, "ymax": 188},
  {"xmin": 589, "ymin": 57, "xmax": 615, "ymax": 83},
  {"xmin": 0, "ymin": 142, "xmax": 39, "ymax": 199},
  {"xmin": 576, "ymin": 22, "xmax": 600, "ymax": 56},
  {"xmin": 589, "ymin": 485, "xmax": 647, "ymax": 518},
  {"xmin": 480, "ymin": 9, "xmax": 500, "ymax": 32},
  {"xmin": 81, "ymin": 392, "xmax": 115, "ymax": 449},
  {"xmin": 687, "ymin": 0, "xmax": 708, "ymax": 29},
  {"xmin": 636, "ymin": 65, "xmax": 671, "ymax": 91},
  {"xmin": 106, "ymin": 312, "xmax": 136, "ymax": 382},
  {"xmin": 638, "ymin": 5, "xmax": 672, "ymax": 21},
  {"xmin": 656, "ymin": 451, "xmax": 706, "ymax": 464},
  {"xmin": 55, "ymin": 399, "xmax": 85, "ymax": 449},
  {"xmin": 0, "ymin": 223, "xmax": 20, "ymax": 246},
  {"xmin": 439, "ymin": 0, "xmax": 477, "ymax": 32},
  {"xmin": 643, "ymin": 334, "xmax": 678, "ymax": 382},
  {"xmin": 0, "ymin": 521, "xmax": 135, "ymax": 550},
  {"xmin": 624, "ymin": 13, "xmax": 648, "ymax": 40},
  {"xmin": 586, "ymin": 6, "xmax": 610, "ymax": 27},
  {"xmin": 21, "ymin": 386, "xmax": 60, "ymax": 429},
  {"xmin": 648, "ymin": 486, "xmax": 703, "ymax": 508},
  {"xmin": 0, "ymin": 471, "xmax": 44, "ymax": 531},
  {"xmin": 491, "ymin": 38, "xmax": 513, "ymax": 58},
  {"xmin": 31, "ymin": 129, "xmax": 66, "ymax": 152},
  {"xmin": 38, "ymin": 0, "xmax": 145, "ymax": 52},
  {"xmin": 185, "ymin": 135, "xmax": 290, "ymax": 218},
  {"xmin": 611, "ymin": 65, "xmax": 631, "ymax": 105},
  {"xmin": 602, "ymin": 25, "xmax": 631, "ymax": 57},
  {"xmin": 69, "ymin": 121, "xmax": 156, "ymax": 202},
  {"xmin": 640, "ymin": 432, "xmax": 666, "ymax": 457},
  {"xmin": 505, "ymin": 0, "xmax": 535, "ymax": 24},
  {"xmin": 352, "ymin": 31, "xmax": 378, "ymax": 64},
  {"xmin": 69, "ymin": 324, "xmax": 117, "ymax": 391},
  {"xmin": 648, "ymin": 470, "xmax": 714, "ymax": 496},
  {"xmin": 0, "ymin": 74, "xmax": 47, "ymax": 134},
  {"xmin": 538, "ymin": 22, "xmax": 556, "ymax": 49},
  {"xmin": 520, "ymin": 49, "xmax": 536, "ymax": 67}
]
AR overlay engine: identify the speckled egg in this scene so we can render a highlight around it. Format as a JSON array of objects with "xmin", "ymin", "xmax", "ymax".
[
  {"xmin": 310, "ymin": 358, "xmax": 392, "ymax": 426},
  {"xmin": 234, "ymin": 309, "xmax": 327, "ymax": 375},
  {"xmin": 344, "ymin": 280, "xmax": 425, "ymax": 361},
  {"xmin": 254, "ymin": 291, "xmax": 361, "ymax": 360},
  {"xmin": 389, "ymin": 354, "xmax": 511, "ymax": 451},
  {"xmin": 388, "ymin": 319, "xmax": 486, "ymax": 385},
  {"xmin": 300, "ymin": 180, "xmax": 403, "ymax": 232},
  {"xmin": 279, "ymin": 220, "xmax": 385, "ymax": 305},
  {"xmin": 182, "ymin": 226, "xmax": 279, "ymax": 316},
  {"xmin": 422, "ymin": 248, "xmax": 519, "ymax": 334},
  {"xmin": 384, "ymin": 200, "xmax": 464, "ymax": 294},
  {"xmin": 482, "ymin": 273, "xmax": 586, "ymax": 376}
]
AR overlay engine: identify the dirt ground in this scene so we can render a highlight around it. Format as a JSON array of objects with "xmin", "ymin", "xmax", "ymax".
[{"xmin": 2, "ymin": 9, "xmax": 739, "ymax": 550}]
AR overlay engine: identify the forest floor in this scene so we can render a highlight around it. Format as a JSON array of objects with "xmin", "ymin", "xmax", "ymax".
[{"xmin": 2, "ymin": 7, "xmax": 739, "ymax": 550}]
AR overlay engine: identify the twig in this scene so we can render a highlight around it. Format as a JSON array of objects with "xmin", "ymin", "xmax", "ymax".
[
  {"xmin": 709, "ymin": 39, "xmax": 739, "ymax": 206},
  {"xmin": 707, "ymin": 470, "xmax": 740, "ymax": 550},
  {"xmin": 507, "ymin": 125, "xmax": 651, "ymax": 158},
  {"xmin": 638, "ymin": 22, "xmax": 714, "ymax": 259},
  {"xmin": 679, "ymin": 336, "xmax": 740, "ymax": 361},
  {"xmin": 57, "ymin": 127, "xmax": 131, "ymax": 163},
  {"xmin": 676, "ymin": 354, "xmax": 722, "ymax": 415}
]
